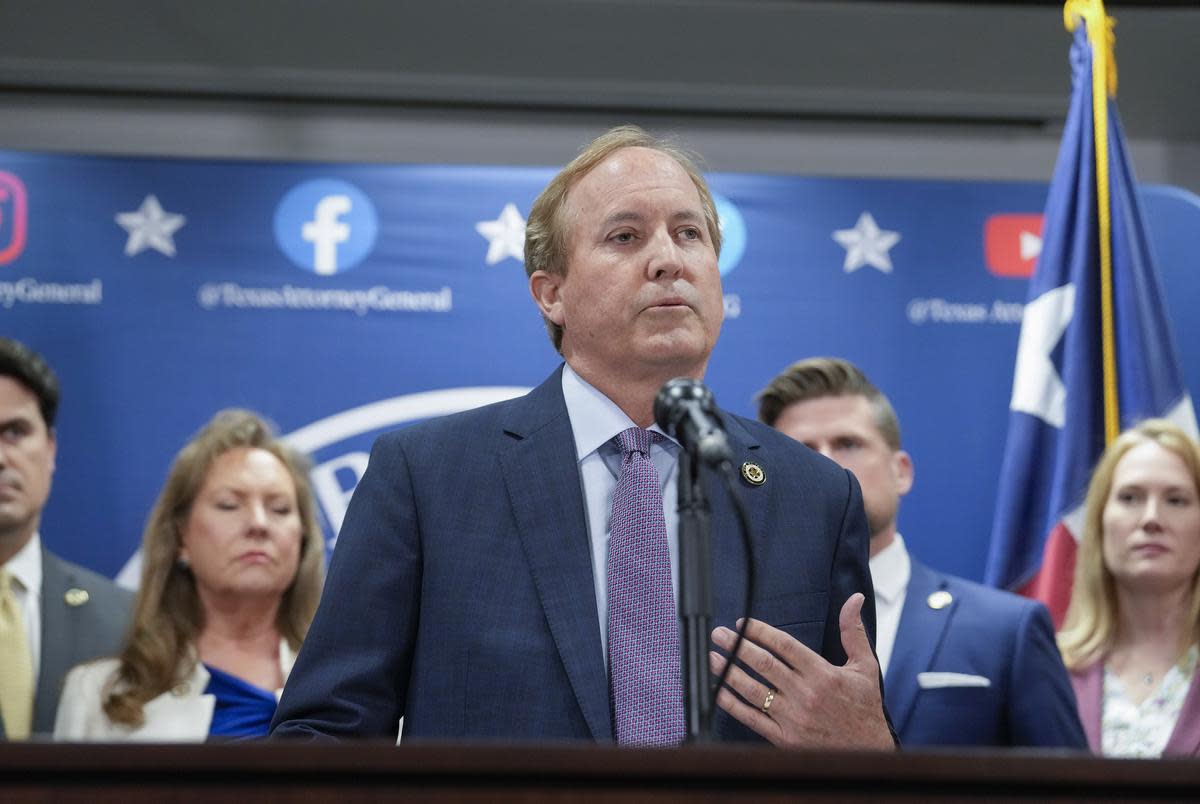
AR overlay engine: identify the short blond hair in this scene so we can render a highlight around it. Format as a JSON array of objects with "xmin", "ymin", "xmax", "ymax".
[
  {"xmin": 1058, "ymin": 418, "xmax": 1200, "ymax": 669},
  {"xmin": 756, "ymin": 357, "xmax": 902, "ymax": 450},
  {"xmin": 524, "ymin": 125, "xmax": 722, "ymax": 352}
]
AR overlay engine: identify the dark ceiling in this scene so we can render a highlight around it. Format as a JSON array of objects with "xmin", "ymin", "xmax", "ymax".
[{"xmin": 0, "ymin": 1, "xmax": 1196, "ymax": 139}]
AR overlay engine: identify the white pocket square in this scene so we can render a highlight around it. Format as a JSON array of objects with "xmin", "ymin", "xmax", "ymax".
[{"xmin": 917, "ymin": 672, "xmax": 991, "ymax": 689}]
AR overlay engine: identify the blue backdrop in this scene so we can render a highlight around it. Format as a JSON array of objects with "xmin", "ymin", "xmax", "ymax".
[{"xmin": 1, "ymin": 149, "xmax": 1196, "ymax": 586}]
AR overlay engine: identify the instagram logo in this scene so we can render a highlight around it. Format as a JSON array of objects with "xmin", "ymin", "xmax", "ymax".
[{"xmin": 0, "ymin": 171, "xmax": 28, "ymax": 265}]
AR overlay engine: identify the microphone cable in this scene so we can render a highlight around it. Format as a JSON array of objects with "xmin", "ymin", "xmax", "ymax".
[{"xmin": 707, "ymin": 456, "xmax": 758, "ymax": 726}]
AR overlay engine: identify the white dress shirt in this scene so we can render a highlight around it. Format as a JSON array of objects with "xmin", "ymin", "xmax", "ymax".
[
  {"xmin": 561, "ymin": 364, "xmax": 681, "ymax": 662},
  {"xmin": 4, "ymin": 532, "xmax": 43, "ymax": 682},
  {"xmin": 868, "ymin": 532, "xmax": 911, "ymax": 678}
]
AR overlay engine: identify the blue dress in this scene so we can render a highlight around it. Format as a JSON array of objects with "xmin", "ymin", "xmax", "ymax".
[{"xmin": 203, "ymin": 663, "xmax": 278, "ymax": 739}]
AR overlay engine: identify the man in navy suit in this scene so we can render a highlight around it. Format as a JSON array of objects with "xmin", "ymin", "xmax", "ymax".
[
  {"xmin": 758, "ymin": 357, "xmax": 1086, "ymax": 748},
  {"xmin": 272, "ymin": 126, "xmax": 893, "ymax": 748}
]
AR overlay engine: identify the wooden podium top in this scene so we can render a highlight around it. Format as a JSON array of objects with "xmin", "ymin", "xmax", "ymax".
[{"xmin": 2, "ymin": 741, "xmax": 1198, "ymax": 802}]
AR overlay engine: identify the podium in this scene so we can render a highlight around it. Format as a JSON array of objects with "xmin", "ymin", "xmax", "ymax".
[{"xmin": 2, "ymin": 742, "xmax": 1199, "ymax": 802}]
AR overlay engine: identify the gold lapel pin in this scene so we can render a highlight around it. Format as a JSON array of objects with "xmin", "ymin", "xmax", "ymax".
[
  {"xmin": 64, "ymin": 588, "xmax": 90, "ymax": 607},
  {"xmin": 740, "ymin": 462, "xmax": 765, "ymax": 486},
  {"xmin": 927, "ymin": 590, "xmax": 953, "ymax": 610}
]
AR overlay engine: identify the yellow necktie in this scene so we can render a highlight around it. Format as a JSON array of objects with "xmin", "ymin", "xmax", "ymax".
[{"xmin": 0, "ymin": 568, "xmax": 33, "ymax": 739}]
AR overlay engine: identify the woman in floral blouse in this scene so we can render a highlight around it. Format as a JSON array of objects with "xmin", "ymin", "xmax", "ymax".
[{"xmin": 1058, "ymin": 418, "xmax": 1200, "ymax": 757}]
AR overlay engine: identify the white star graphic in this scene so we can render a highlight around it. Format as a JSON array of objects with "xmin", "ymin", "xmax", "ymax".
[
  {"xmin": 475, "ymin": 203, "xmax": 526, "ymax": 265},
  {"xmin": 1010, "ymin": 283, "xmax": 1076, "ymax": 428},
  {"xmin": 833, "ymin": 212, "xmax": 901, "ymax": 273},
  {"xmin": 115, "ymin": 195, "xmax": 186, "ymax": 257}
]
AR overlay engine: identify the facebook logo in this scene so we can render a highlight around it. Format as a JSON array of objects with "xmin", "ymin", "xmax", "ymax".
[
  {"xmin": 0, "ymin": 171, "xmax": 28, "ymax": 266},
  {"xmin": 274, "ymin": 179, "xmax": 378, "ymax": 275}
]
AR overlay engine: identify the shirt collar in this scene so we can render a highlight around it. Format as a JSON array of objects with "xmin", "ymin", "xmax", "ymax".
[
  {"xmin": 5, "ymin": 531, "xmax": 43, "ymax": 597},
  {"xmin": 868, "ymin": 532, "xmax": 910, "ymax": 605},
  {"xmin": 561, "ymin": 363, "xmax": 677, "ymax": 462}
]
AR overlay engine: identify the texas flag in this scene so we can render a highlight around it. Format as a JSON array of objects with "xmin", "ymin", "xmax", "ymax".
[{"xmin": 985, "ymin": 1, "xmax": 1196, "ymax": 627}]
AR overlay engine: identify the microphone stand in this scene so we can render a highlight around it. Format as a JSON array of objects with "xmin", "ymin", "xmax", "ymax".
[{"xmin": 676, "ymin": 444, "xmax": 715, "ymax": 743}]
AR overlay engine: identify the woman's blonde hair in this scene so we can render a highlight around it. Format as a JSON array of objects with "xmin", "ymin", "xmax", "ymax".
[
  {"xmin": 102, "ymin": 409, "xmax": 324, "ymax": 726},
  {"xmin": 1058, "ymin": 418, "xmax": 1200, "ymax": 669}
]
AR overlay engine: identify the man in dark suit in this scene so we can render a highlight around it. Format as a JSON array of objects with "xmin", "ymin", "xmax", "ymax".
[
  {"xmin": 757, "ymin": 357, "xmax": 1086, "ymax": 748},
  {"xmin": 272, "ymin": 126, "xmax": 893, "ymax": 748},
  {"xmin": 0, "ymin": 338, "xmax": 132, "ymax": 740}
]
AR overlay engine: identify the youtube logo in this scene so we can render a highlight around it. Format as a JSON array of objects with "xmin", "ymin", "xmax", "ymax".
[{"xmin": 984, "ymin": 214, "xmax": 1043, "ymax": 278}]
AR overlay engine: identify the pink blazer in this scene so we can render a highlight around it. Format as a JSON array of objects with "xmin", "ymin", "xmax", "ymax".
[{"xmin": 1071, "ymin": 661, "xmax": 1200, "ymax": 756}]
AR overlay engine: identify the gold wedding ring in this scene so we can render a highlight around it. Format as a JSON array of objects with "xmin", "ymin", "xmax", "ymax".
[{"xmin": 761, "ymin": 688, "xmax": 776, "ymax": 715}]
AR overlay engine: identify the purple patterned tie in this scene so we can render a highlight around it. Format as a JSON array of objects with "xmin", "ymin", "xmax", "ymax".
[{"xmin": 608, "ymin": 426, "xmax": 684, "ymax": 746}]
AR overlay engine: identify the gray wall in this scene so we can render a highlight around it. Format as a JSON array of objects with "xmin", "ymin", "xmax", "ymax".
[{"xmin": 0, "ymin": 1, "xmax": 1197, "ymax": 188}]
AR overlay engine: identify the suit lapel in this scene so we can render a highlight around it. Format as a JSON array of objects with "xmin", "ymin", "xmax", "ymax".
[
  {"xmin": 709, "ymin": 414, "xmax": 766, "ymax": 626},
  {"xmin": 704, "ymin": 415, "xmax": 770, "ymax": 740},
  {"xmin": 1070, "ymin": 662, "xmax": 1104, "ymax": 753},
  {"xmin": 35, "ymin": 549, "xmax": 75, "ymax": 732},
  {"xmin": 884, "ymin": 560, "xmax": 954, "ymax": 737},
  {"xmin": 497, "ymin": 367, "xmax": 611, "ymax": 741},
  {"xmin": 1164, "ymin": 657, "xmax": 1200, "ymax": 756}
]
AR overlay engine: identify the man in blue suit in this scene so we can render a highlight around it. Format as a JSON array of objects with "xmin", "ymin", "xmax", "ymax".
[
  {"xmin": 758, "ymin": 357, "xmax": 1086, "ymax": 748},
  {"xmin": 272, "ymin": 126, "xmax": 894, "ymax": 748}
]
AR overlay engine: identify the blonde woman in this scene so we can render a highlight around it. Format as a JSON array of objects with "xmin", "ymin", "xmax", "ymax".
[
  {"xmin": 54, "ymin": 410, "xmax": 324, "ymax": 741},
  {"xmin": 1059, "ymin": 418, "xmax": 1200, "ymax": 757}
]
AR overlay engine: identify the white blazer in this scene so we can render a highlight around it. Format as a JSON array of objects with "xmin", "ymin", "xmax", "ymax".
[{"xmin": 53, "ymin": 641, "xmax": 297, "ymax": 742}]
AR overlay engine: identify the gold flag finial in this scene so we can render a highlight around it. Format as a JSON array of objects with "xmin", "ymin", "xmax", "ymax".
[{"xmin": 1064, "ymin": 0, "xmax": 1118, "ymax": 97}]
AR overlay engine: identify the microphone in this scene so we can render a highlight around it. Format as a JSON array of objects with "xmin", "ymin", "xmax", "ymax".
[{"xmin": 654, "ymin": 378, "xmax": 732, "ymax": 466}]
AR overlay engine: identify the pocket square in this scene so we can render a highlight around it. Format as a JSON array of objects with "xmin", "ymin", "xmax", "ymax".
[{"xmin": 917, "ymin": 672, "xmax": 991, "ymax": 689}]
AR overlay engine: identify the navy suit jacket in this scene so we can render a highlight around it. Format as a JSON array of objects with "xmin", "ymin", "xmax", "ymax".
[
  {"xmin": 272, "ymin": 367, "xmax": 878, "ymax": 742},
  {"xmin": 885, "ymin": 559, "xmax": 1085, "ymax": 749}
]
